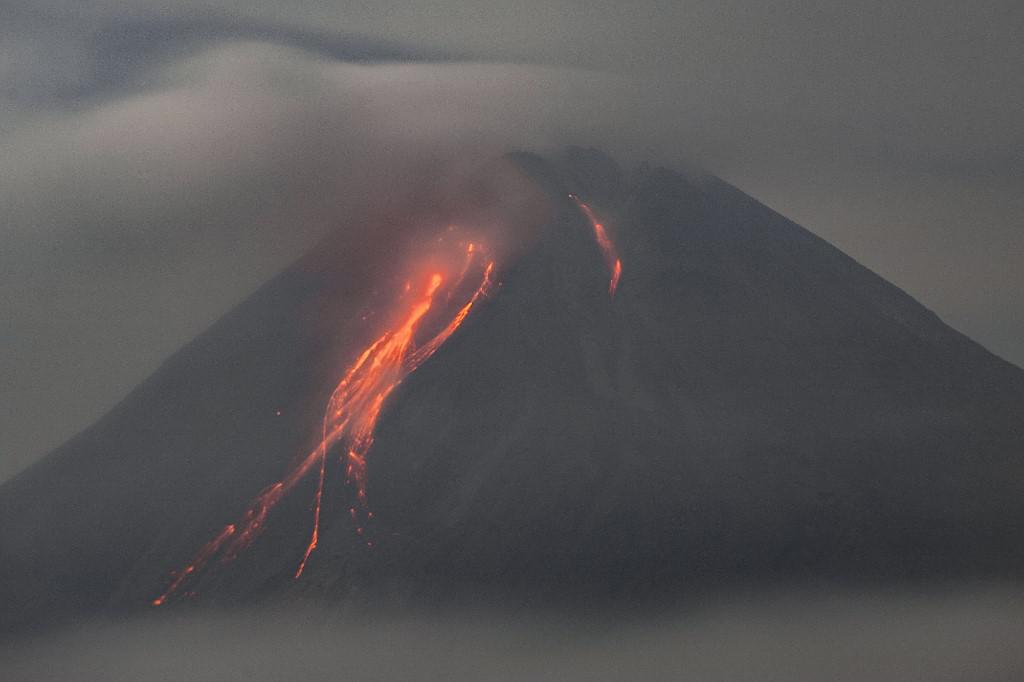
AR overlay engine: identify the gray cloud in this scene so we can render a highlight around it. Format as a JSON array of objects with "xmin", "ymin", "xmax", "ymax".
[
  {"xmin": 3, "ymin": 588, "xmax": 1024, "ymax": 681},
  {"xmin": 1, "ymin": 1, "xmax": 1022, "ymax": 481},
  {"xmin": 0, "ymin": 42, "xmax": 595, "ymax": 480}
]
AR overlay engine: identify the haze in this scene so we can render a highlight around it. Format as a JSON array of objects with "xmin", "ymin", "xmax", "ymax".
[
  {"xmin": 1, "ymin": 4, "xmax": 1021, "ymax": 487},
  {"xmin": 4, "ymin": 589, "xmax": 1024, "ymax": 681}
]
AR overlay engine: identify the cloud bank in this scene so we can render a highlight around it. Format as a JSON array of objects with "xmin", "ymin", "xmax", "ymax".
[
  {"xmin": 3, "ymin": 588, "xmax": 1024, "ymax": 681},
  {"xmin": 2, "ymin": 2, "xmax": 1022, "ymax": 480}
]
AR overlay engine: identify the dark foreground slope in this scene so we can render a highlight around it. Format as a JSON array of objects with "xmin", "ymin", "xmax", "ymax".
[{"xmin": 3, "ymin": 149, "xmax": 1023, "ymax": 632}]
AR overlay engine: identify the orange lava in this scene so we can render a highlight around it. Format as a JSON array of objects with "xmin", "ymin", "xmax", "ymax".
[
  {"xmin": 154, "ymin": 198, "xmax": 625, "ymax": 607},
  {"xmin": 569, "ymin": 194, "xmax": 622, "ymax": 296},
  {"xmin": 153, "ymin": 238, "xmax": 496, "ymax": 605}
]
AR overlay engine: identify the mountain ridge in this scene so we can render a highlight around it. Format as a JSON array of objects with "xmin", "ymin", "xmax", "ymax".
[{"xmin": 3, "ymin": 148, "xmax": 1022, "ymax": 634}]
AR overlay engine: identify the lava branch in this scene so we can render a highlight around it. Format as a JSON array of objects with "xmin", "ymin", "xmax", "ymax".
[
  {"xmin": 154, "ymin": 200, "xmax": 624, "ymax": 606},
  {"xmin": 569, "ymin": 194, "xmax": 623, "ymax": 296},
  {"xmin": 153, "ymin": 240, "xmax": 496, "ymax": 605}
]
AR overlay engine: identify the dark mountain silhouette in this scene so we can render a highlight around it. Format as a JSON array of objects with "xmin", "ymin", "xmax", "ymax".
[{"xmin": 3, "ymin": 148, "xmax": 1023, "ymax": 633}]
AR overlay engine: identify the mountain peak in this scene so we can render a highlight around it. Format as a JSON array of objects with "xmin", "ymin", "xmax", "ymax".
[{"xmin": 3, "ymin": 149, "xmax": 1023, "ymax": 632}]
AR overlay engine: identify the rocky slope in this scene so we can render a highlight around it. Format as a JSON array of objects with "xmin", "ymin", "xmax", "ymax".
[{"xmin": 3, "ymin": 148, "xmax": 1023, "ymax": 632}]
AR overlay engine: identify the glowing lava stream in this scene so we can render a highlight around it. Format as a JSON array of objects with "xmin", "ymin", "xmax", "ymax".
[
  {"xmin": 153, "ymin": 241, "xmax": 496, "ymax": 606},
  {"xmin": 569, "ymin": 194, "xmax": 622, "ymax": 296}
]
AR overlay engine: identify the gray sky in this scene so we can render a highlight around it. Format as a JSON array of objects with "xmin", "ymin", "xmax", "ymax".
[{"xmin": 2, "ymin": 1, "xmax": 1022, "ymax": 481}]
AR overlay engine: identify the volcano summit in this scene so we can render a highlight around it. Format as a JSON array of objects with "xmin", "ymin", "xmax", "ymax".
[{"xmin": 2, "ymin": 148, "xmax": 1023, "ymax": 633}]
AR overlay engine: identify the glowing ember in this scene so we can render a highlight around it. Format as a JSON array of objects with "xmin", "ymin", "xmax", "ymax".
[
  {"xmin": 569, "ymin": 194, "xmax": 622, "ymax": 296},
  {"xmin": 153, "ymin": 237, "xmax": 496, "ymax": 605}
]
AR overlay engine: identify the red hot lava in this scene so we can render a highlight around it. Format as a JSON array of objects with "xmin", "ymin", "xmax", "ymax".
[
  {"xmin": 154, "ymin": 197, "xmax": 623, "ymax": 606},
  {"xmin": 153, "ymin": 236, "xmax": 496, "ymax": 605},
  {"xmin": 569, "ymin": 194, "xmax": 622, "ymax": 296}
]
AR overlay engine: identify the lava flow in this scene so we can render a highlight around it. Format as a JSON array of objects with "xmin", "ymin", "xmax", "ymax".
[
  {"xmin": 569, "ymin": 194, "xmax": 622, "ymax": 295},
  {"xmin": 153, "ymin": 237, "xmax": 496, "ymax": 605}
]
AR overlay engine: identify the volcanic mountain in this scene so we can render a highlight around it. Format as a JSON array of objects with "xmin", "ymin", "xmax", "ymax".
[{"xmin": 3, "ymin": 148, "xmax": 1023, "ymax": 633}]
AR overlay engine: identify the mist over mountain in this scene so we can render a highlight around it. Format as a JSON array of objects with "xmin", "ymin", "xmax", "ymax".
[{"xmin": 2, "ymin": 148, "xmax": 1023, "ymax": 636}]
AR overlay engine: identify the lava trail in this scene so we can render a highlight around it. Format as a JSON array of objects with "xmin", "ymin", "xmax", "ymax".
[
  {"xmin": 154, "ymin": 237, "xmax": 496, "ymax": 605},
  {"xmin": 569, "ymin": 194, "xmax": 622, "ymax": 296},
  {"xmin": 154, "ymin": 197, "xmax": 623, "ymax": 606}
]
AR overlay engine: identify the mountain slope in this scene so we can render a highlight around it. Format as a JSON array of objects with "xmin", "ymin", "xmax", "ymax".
[{"xmin": 3, "ymin": 149, "xmax": 1023, "ymax": 632}]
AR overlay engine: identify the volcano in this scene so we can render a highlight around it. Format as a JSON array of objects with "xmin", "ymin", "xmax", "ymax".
[{"xmin": 3, "ymin": 148, "xmax": 1024, "ymax": 633}]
